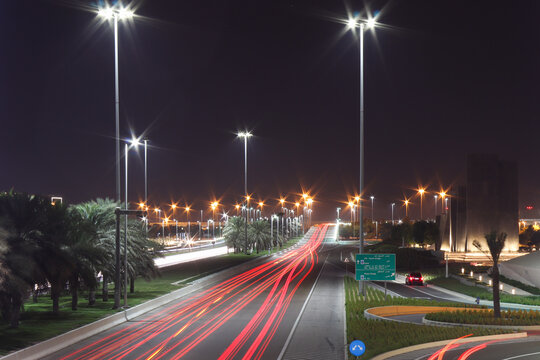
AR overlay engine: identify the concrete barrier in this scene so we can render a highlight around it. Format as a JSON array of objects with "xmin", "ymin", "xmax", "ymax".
[{"xmin": 422, "ymin": 317, "xmax": 540, "ymax": 331}]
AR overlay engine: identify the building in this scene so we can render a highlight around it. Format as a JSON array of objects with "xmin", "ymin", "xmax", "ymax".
[{"xmin": 440, "ymin": 154, "xmax": 519, "ymax": 253}]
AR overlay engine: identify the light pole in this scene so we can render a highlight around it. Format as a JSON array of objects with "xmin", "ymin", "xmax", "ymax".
[
  {"xmin": 391, "ymin": 203, "xmax": 395, "ymax": 224},
  {"xmin": 440, "ymin": 192, "xmax": 447, "ymax": 214},
  {"xmin": 347, "ymin": 15, "xmax": 377, "ymax": 295},
  {"xmin": 123, "ymin": 142, "xmax": 128, "ymax": 307},
  {"xmin": 185, "ymin": 206, "xmax": 191, "ymax": 240},
  {"xmin": 404, "ymin": 199, "xmax": 410, "ymax": 218},
  {"xmin": 434, "ymin": 195, "xmax": 438, "ymax": 217},
  {"xmin": 97, "ymin": 5, "xmax": 134, "ymax": 204},
  {"xmin": 418, "ymin": 188, "xmax": 425, "ymax": 220},
  {"xmin": 336, "ymin": 207, "xmax": 341, "ymax": 241},
  {"xmin": 200, "ymin": 210, "xmax": 203, "ymax": 240},
  {"xmin": 237, "ymin": 132, "xmax": 252, "ymax": 253},
  {"xmin": 370, "ymin": 196, "xmax": 375, "ymax": 222}
]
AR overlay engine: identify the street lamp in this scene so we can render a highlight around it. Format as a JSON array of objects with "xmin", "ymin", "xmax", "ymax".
[
  {"xmin": 391, "ymin": 203, "xmax": 395, "ymax": 224},
  {"xmin": 434, "ymin": 195, "xmax": 438, "ymax": 217},
  {"xmin": 404, "ymin": 199, "xmax": 410, "ymax": 218},
  {"xmin": 370, "ymin": 196, "xmax": 375, "ymax": 222},
  {"xmin": 347, "ymin": 14, "xmax": 378, "ymax": 295},
  {"xmin": 185, "ymin": 206, "xmax": 191, "ymax": 240},
  {"xmin": 440, "ymin": 191, "xmax": 447, "ymax": 214},
  {"xmin": 417, "ymin": 188, "xmax": 426, "ymax": 220},
  {"xmin": 97, "ymin": 5, "xmax": 135, "ymax": 204},
  {"xmin": 239, "ymin": 130, "xmax": 252, "ymax": 254}
]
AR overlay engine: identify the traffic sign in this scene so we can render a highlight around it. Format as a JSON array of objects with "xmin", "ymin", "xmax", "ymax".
[
  {"xmin": 355, "ymin": 254, "xmax": 396, "ymax": 281},
  {"xmin": 349, "ymin": 340, "xmax": 366, "ymax": 356}
]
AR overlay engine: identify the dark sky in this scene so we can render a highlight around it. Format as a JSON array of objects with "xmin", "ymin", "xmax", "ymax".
[{"xmin": 2, "ymin": 0, "xmax": 539, "ymax": 221}]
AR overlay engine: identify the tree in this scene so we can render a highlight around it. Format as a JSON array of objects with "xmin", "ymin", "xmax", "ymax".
[
  {"xmin": 473, "ymin": 231, "xmax": 506, "ymax": 318},
  {"xmin": 70, "ymin": 199, "xmax": 117, "ymax": 304},
  {"xmin": 249, "ymin": 220, "xmax": 271, "ymax": 254},
  {"xmin": 0, "ymin": 192, "xmax": 49, "ymax": 327},
  {"xmin": 224, "ymin": 216, "xmax": 246, "ymax": 253},
  {"xmin": 412, "ymin": 221, "xmax": 428, "ymax": 246}
]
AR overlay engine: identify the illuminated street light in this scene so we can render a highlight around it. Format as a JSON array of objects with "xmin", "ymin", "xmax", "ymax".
[
  {"xmin": 370, "ymin": 196, "xmax": 375, "ymax": 222},
  {"xmin": 97, "ymin": 4, "xmax": 135, "ymax": 210},
  {"xmin": 404, "ymin": 199, "xmax": 410, "ymax": 218},
  {"xmin": 185, "ymin": 206, "xmax": 191, "ymax": 240},
  {"xmin": 238, "ymin": 131, "xmax": 252, "ymax": 254},
  {"xmin": 391, "ymin": 203, "xmax": 396, "ymax": 224},
  {"xmin": 434, "ymin": 194, "xmax": 438, "ymax": 216},
  {"xmin": 417, "ymin": 188, "xmax": 426, "ymax": 220},
  {"xmin": 346, "ymin": 12, "xmax": 379, "ymax": 295}
]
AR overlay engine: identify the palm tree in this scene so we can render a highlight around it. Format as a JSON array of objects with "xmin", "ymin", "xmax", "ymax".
[
  {"xmin": 224, "ymin": 216, "xmax": 245, "ymax": 253},
  {"xmin": 249, "ymin": 220, "xmax": 271, "ymax": 254},
  {"xmin": 70, "ymin": 199, "xmax": 117, "ymax": 304},
  {"xmin": 0, "ymin": 192, "xmax": 47, "ymax": 327},
  {"xmin": 124, "ymin": 218, "xmax": 160, "ymax": 293},
  {"xmin": 473, "ymin": 231, "xmax": 506, "ymax": 318}
]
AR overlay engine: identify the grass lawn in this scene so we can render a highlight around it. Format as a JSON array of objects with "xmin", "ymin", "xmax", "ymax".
[
  {"xmin": 344, "ymin": 276, "xmax": 508, "ymax": 359},
  {"xmin": 429, "ymin": 277, "xmax": 540, "ymax": 306}
]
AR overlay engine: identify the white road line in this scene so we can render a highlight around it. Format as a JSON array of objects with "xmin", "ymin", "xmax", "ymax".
[
  {"xmin": 502, "ymin": 351, "xmax": 540, "ymax": 360},
  {"xmin": 277, "ymin": 255, "xmax": 329, "ymax": 360}
]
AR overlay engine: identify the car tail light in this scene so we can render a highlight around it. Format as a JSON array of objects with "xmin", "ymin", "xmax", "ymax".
[{"xmin": 421, "ymin": 277, "xmax": 424, "ymax": 281}]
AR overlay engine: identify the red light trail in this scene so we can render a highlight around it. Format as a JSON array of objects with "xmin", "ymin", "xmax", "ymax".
[{"xmin": 60, "ymin": 224, "xmax": 329, "ymax": 360}]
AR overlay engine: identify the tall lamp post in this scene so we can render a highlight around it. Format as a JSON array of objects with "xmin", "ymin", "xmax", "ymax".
[
  {"xmin": 185, "ymin": 206, "xmax": 191, "ymax": 240},
  {"xmin": 434, "ymin": 195, "xmax": 438, "ymax": 217},
  {"xmin": 370, "ymin": 196, "xmax": 375, "ymax": 222},
  {"xmin": 97, "ymin": 5, "xmax": 135, "ymax": 204},
  {"xmin": 391, "ymin": 203, "xmax": 395, "ymax": 224},
  {"xmin": 347, "ymin": 15, "xmax": 376, "ymax": 295},
  {"xmin": 238, "ymin": 131, "xmax": 253, "ymax": 254},
  {"xmin": 418, "ymin": 188, "xmax": 425, "ymax": 220}
]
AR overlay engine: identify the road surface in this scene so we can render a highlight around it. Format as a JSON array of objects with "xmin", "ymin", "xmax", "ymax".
[{"xmin": 45, "ymin": 224, "xmax": 345, "ymax": 360}]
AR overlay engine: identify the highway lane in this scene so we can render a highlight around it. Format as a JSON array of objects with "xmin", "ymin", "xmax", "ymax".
[{"xmin": 45, "ymin": 225, "xmax": 331, "ymax": 360}]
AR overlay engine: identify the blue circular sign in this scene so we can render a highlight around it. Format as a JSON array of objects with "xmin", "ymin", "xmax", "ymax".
[{"xmin": 349, "ymin": 340, "xmax": 366, "ymax": 356}]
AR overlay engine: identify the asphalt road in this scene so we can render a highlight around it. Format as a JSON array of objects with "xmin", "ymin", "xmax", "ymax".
[
  {"xmin": 45, "ymin": 224, "xmax": 337, "ymax": 360},
  {"xmin": 386, "ymin": 334, "xmax": 540, "ymax": 360}
]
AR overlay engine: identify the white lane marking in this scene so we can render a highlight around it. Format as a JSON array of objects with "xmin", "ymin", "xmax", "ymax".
[
  {"xmin": 277, "ymin": 255, "xmax": 329, "ymax": 360},
  {"xmin": 502, "ymin": 351, "xmax": 540, "ymax": 359}
]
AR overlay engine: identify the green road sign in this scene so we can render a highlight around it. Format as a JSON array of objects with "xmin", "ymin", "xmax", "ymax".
[{"xmin": 355, "ymin": 254, "xmax": 396, "ymax": 281}]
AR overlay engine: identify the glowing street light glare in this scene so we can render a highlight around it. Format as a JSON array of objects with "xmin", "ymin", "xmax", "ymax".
[
  {"xmin": 130, "ymin": 136, "xmax": 141, "ymax": 147},
  {"xmin": 237, "ymin": 131, "xmax": 253, "ymax": 138},
  {"xmin": 302, "ymin": 193, "xmax": 308, "ymax": 200},
  {"xmin": 366, "ymin": 17, "xmax": 376, "ymax": 28},
  {"xmin": 171, "ymin": 204, "xmax": 177, "ymax": 210},
  {"xmin": 185, "ymin": 206, "xmax": 190, "ymax": 212},
  {"xmin": 347, "ymin": 18, "xmax": 357, "ymax": 29},
  {"xmin": 118, "ymin": 8, "xmax": 134, "ymax": 20},
  {"xmin": 258, "ymin": 202, "xmax": 264, "ymax": 207},
  {"xmin": 348, "ymin": 201, "xmax": 354, "ymax": 207},
  {"xmin": 354, "ymin": 196, "xmax": 360, "ymax": 202},
  {"xmin": 307, "ymin": 198, "xmax": 313, "ymax": 205},
  {"xmin": 235, "ymin": 204, "xmax": 240, "ymax": 210},
  {"xmin": 295, "ymin": 202, "xmax": 300, "ymax": 207},
  {"xmin": 418, "ymin": 188, "xmax": 425, "ymax": 195},
  {"xmin": 98, "ymin": 7, "xmax": 114, "ymax": 19},
  {"xmin": 280, "ymin": 198, "xmax": 285, "ymax": 205}
]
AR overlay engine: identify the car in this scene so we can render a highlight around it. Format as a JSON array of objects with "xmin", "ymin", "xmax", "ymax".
[{"xmin": 405, "ymin": 272, "xmax": 424, "ymax": 286}]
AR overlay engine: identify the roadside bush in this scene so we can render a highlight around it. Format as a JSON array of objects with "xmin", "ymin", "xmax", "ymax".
[{"xmin": 425, "ymin": 309, "xmax": 540, "ymax": 326}]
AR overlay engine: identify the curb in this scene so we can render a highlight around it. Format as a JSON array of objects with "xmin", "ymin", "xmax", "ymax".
[
  {"xmin": 370, "ymin": 332, "xmax": 528, "ymax": 360},
  {"xmin": 1, "ymin": 233, "xmax": 311, "ymax": 360},
  {"xmin": 422, "ymin": 317, "xmax": 540, "ymax": 331}
]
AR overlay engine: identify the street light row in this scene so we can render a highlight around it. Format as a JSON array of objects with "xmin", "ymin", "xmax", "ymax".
[{"xmin": 343, "ymin": 187, "xmax": 451, "ymax": 222}]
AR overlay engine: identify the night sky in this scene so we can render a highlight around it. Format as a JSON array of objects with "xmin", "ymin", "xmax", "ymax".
[{"xmin": 2, "ymin": 0, "xmax": 539, "ymax": 221}]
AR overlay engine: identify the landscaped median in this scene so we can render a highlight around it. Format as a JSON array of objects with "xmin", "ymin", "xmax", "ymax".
[
  {"xmin": 424, "ymin": 309, "xmax": 540, "ymax": 330},
  {"xmin": 344, "ymin": 277, "xmax": 509, "ymax": 359}
]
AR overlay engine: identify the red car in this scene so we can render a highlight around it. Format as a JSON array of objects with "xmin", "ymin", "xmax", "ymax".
[{"xmin": 405, "ymin": 272, "xmax": 424, "ymax": 286}]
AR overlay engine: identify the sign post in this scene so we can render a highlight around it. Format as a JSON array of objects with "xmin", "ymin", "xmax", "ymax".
[{"xmin": 355, "ymin": 254, "xmax": 396, "ymax": 299}]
